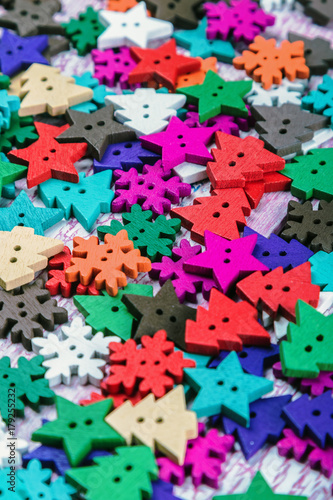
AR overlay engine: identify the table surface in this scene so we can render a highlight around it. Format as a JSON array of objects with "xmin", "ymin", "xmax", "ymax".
[{"xmin": 1, "ymin": 0, "xmax": 333, "ymax": 498}]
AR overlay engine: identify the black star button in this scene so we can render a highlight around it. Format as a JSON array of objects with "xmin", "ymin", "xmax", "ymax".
[
  {"xmin": 122, "ymin": 280, "xmax": 196, "ymax": 350},
  {"xmin": 56, "ymin": 106, "xmax": 137, "ymax": 161},
  {"xmin": 0, "ymin": 0, "xmax": 64, "ymax": 37},
  {"xmin": 144, "ymin": 0, "xmax": 202, "ymax": 29}
]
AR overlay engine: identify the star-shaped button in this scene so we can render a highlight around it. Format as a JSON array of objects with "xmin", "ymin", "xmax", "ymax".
[
  {"xmin": 31, "ymin": 396, "xmax": 125, "ymax": 467},
  {"xmin": 153, "ymin": 480, "xmax": 182, "ymax": 500},
  {"xmin": 22, "ymin": 444, "xmax": 110, "ymax": 476},
  {"xmin": 174, "ymin": 18, "xmax": 235, "ymax": 62},
  {"xmin": 0, "ymin": 0, "xmax": 64, "ymax": 37},
  {"xmin": 210, "ymin": 344, "xmax": 280, "ymax": 377},
  {"xmin": 122, "ymin": 280, "xmax": 196, "ymax": 350},
  {"xmin": 243, "ymin": 226, "xmax": 314, "ymax": 271},
  {"xmin": 23, "ymin": 445, "xmax": 71, "ymax": 476},
  {"xmin": 140, "ymin": 116, "xmax": 213, "ymax": 172},
  {"xmin": 7, "ymin": 121, "xmax": 87, "ymax": 188},
  {"xmin": 98, "ymin": 2, "xmax": 174, "ymax": 49},
  {"xmin": 128, "ymin": 39, "xmax": 201, "ymax": 91},
  {"xmin": 184, "ymin": 231, "xmax": 269, "ymax": 295},
  {"xmin": 213, "ymin": 471, "xmax": 307, "ymax": 500},
  {"xmin": 0, "ymin": 30, "xmax": 49, "ymax": 77},
  {"xmin": 145, "ymin": 0, "xmax": 202, "ymax": 28},
  {"xmin": 177, "ymin": 70, "xmax": 252, "ymax": 122},
  {"xmin": 93, "ymin": 140, "xmax": 160, "ymax": 173},
  {"xmin": 221, "ymin": 395, "xmax": 292, "ymax": 459},
  {"xmin": 0, "ymin": 190, "xmax": 64, "ymax": 235},
  {"xmin": 184, "ymin": 351, "xmax": 273, "ymax": 424},
  {"xmin": 57, "ymin": 106, "xmax": 136, "ymax": 161}
]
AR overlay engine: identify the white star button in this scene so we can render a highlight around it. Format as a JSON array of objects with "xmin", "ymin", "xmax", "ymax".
[{"xmin": 98, "ymin": 2, "xmax": 174, "ymax": 49}]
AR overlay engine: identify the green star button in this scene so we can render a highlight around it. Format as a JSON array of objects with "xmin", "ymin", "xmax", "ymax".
[
  {"xmin": 32, "ymin": 396, "xmax": 125, "ymax": 467},
  {"xmin": 177, "ymin": 70, "xmax": 252, "ymax": 122}
]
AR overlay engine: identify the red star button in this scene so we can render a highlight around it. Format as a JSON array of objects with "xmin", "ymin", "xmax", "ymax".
[
  {"xmin": 128, "ymin": 39, "xmax": 201, "ymax": 91},
  {"xmin": 8, "ymin": 122, "xmax": 87, "ymax": 188}
]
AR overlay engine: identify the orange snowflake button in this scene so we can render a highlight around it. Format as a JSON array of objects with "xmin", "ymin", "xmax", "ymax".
[
  {"xmin": 65, "ymin": 230, "xmax": 151, "ymax": 296},
  {"xmin": 233, "ymin": 36, "xmax": 310, "ymax": 90}
]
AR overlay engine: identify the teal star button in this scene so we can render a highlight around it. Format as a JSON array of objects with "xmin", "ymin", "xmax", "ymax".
[
  {"xmin": 174, "ymin": 18, "xmax": 235, "ymax": 62},
  {"xmin": 184, "ymin": 351, "xmax": 273, "ymax": 426}
]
